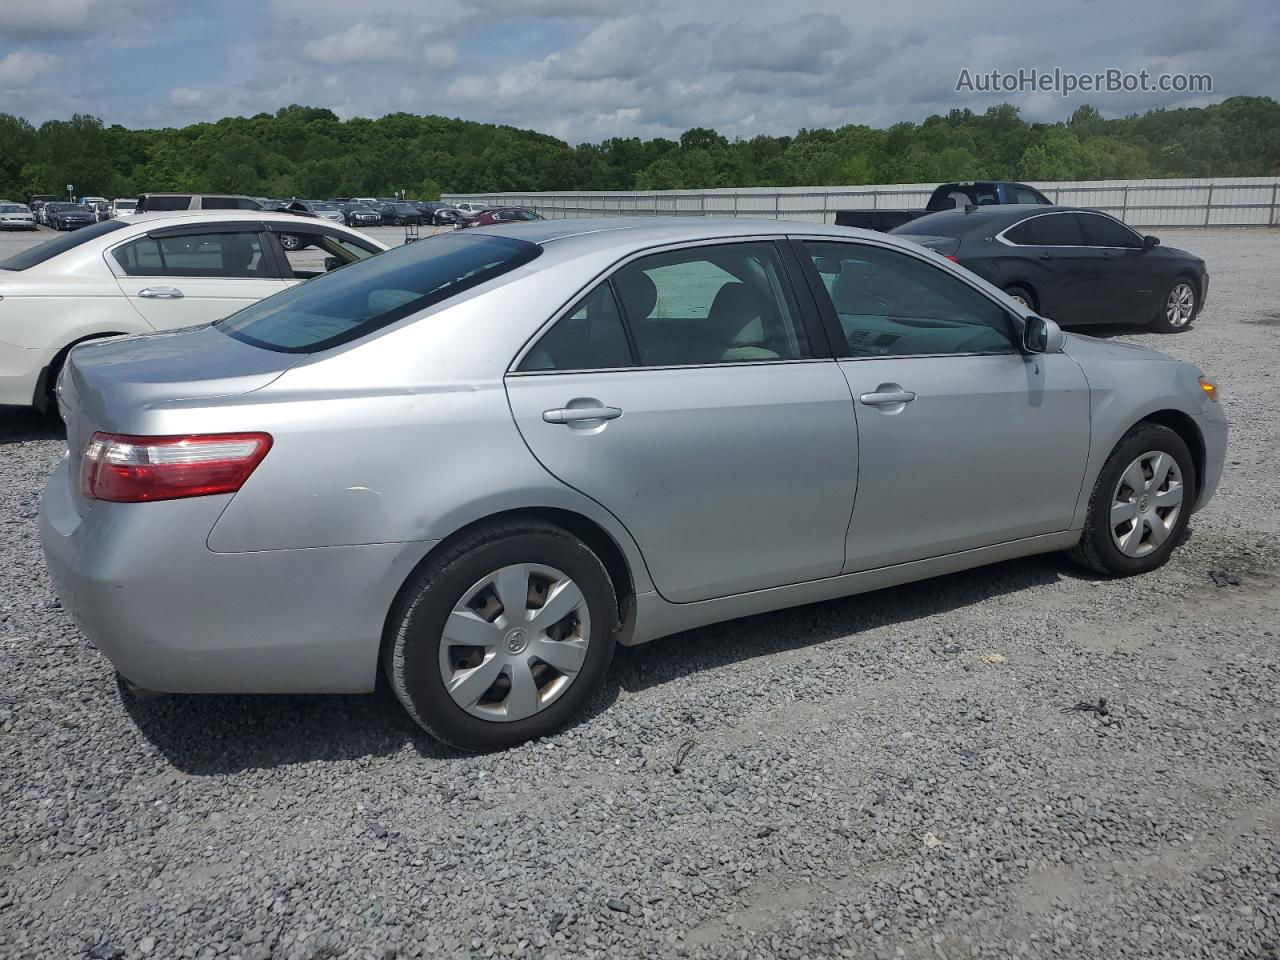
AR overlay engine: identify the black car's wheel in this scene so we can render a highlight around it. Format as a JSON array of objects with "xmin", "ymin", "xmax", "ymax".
[
  {"xmin": 1002, "ymin": 284, "xmax": 1036, "ymax": 310},
  {"xmin": 1068, "ymin": 422, "xmax": 1196, "ymax": 577},
  {"xmin": 1150, "ymin": 276, "xmax": 1198, "ymax": 332},
  {"xmin": 384, "ymin": 519, "xmax": 618, "ymax": 752}
]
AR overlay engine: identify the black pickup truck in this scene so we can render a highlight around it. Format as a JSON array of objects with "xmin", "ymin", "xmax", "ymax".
[{"xmin": 834, "ymin": 181, "xmax": 1052, "ymax": 232}]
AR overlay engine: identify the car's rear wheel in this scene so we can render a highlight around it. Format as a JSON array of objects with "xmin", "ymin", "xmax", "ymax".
[
  {"xmin": 384, "ymin": 519, "xmax": 618, "ymax": 751},
  {"xmin": 279, "ymin": 233, "xmax": 301, "ymax": 251},
  {"xmin": 1151, "ymin": 277, "xmax": 1198, "ymax": 332},
  {"xmin": 1068, "ymin": 423, "xmax": 1196, "ymax": 576}
]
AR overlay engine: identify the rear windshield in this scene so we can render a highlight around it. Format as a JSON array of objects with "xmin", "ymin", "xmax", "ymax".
[
  {"xmin": 217, "ymin": 232, "xmax": 541, "ymax": 353},
  {"xmin": 0, "ymin": 220, "xmax": 127, "ymax": 271}
]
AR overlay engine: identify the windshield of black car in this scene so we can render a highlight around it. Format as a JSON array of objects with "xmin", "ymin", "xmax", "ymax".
[
  {"xmin": 217, "ymin": 233, "xmax": 541, "ymax": 353},
  {"xmin": 0, "ymin": 220, "xmax": 127, "ymax": 270}
]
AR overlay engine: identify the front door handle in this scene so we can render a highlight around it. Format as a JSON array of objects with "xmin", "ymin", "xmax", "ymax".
[
  {"xmin": 137, "ymin": 287, "xmax": 184, "ymax": 299},
  {"xmin": 859, "ymin": 389, "xmax": 917, "ymax": 406},
  {"xmin": 543, "ymin": 405, "xmax": 623, "ymax": 424},
  {"xmin": 1038, "ymin": 251, "xmax": 1054, "ymax": 260}
]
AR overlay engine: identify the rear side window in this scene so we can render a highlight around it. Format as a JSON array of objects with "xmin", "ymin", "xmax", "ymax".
[
  {"xmin": 1004, "ymin": 213, "xmax": 1085, "ymax": 246},
  {"xmin": 113, "ymin": 231, "xmax": 272, "ymax": 278},
  {"xmin": 1077, "ymin": 213, "xmax": 1141, "ymax": 248},
  {"xmin": 519, "ymin": 283, "xmax": 634, "ymax": 372},
  {"xmin": 218, "ymin": 233, "xmax": 541, "ymax": 353},
  {"xmin": 613, "ymin": 242, "xmax": 810, "ymax": 366},
  {"xmin": 0, "ymin": 220, "xmax": 127, "ymax": 271}
]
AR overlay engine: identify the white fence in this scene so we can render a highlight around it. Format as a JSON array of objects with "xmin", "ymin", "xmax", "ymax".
[{"xmin": 445, "ymin": 177, "xmax": 1280, "ymax": 228}]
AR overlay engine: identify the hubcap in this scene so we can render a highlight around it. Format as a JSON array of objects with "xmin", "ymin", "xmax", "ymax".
[
  {"xmin": 1166, "ymin": 282, "xmax": 1195, "ymax": 328},
  {"xmin": 1109, "ymin": 451, "xmax": 1183, "ymax": 558},
  {"xmin": 439, "ymin": 563, "xmax": 591, "ymax": 723}
]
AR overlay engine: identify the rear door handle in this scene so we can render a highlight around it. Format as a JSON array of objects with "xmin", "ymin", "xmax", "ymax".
[
  {"xmin": 137, "ymin": 287, "xmax": 184, "ymax": 299},
  {"xmin": 543, "ymin": 406, "xmax": 623, "ymax": 424},
  {"xmin": 859, "ymin": 390, "xmax": 917, "ymax": 406}
]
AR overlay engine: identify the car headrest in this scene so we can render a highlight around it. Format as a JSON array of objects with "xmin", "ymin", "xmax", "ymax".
[{"xmin": 616, "ymin": 269, "xmax": 658, "ymax": 319}]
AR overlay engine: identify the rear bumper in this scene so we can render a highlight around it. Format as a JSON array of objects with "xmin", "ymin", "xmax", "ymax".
[{"xmin": 40, "ymin": 458, "xmax": 437, "ymax": 694}]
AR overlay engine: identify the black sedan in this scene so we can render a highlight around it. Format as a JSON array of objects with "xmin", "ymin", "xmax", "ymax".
[
  {"xmin": 891, "ymin": 205, "xmax": 1207, "ymax": 332},
  {"xmin": 45, "ymin": 203, "xmax": 99, "ymax": 231},
  {"xmin": 340, "ymin": 202, "xmax": 382, "ymax": 227},
  {"xmin": 412, "ymin": 201, "xmax": 464, "ymax": 226},
  {"xmin": 374, "ymin": 202, "xmax": 422, "ymax": 226}
]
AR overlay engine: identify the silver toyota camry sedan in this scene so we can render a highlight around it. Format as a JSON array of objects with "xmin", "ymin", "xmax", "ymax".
[{"xmin": 40, "ymin": 218, "xmax": 1227, "ymax": 751}]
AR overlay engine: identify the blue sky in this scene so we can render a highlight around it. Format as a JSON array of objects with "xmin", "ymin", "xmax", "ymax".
[{"xmin": 1, "ymin": 0, "xmax": 1276, "ymax": 142}]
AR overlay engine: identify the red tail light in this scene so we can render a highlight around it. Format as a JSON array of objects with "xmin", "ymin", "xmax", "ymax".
[{"xmin": 81, "ymin": 432, "xmax": 272, "ymax": 503}]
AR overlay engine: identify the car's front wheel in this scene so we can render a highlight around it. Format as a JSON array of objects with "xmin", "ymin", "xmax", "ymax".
[
  {"xmin": 384, "ymin": 519, "xmax": 618, "ymax": 751},
  {"xmin": 1068, "ymin": 422, "xmax": 1196, "ymax": 577},
  {"xmin": 1151, "ymin": 277, "xmax": 1198, "ymax": 332}
]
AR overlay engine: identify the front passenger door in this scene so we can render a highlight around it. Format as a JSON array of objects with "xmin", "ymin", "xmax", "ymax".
[
  {"xmin": 109, "ymin": 225, "xmax": 285, "ymax": 329},
  {"xmin": 798, "ymin": 239, "xmax": 1091, "ymax": 572}
]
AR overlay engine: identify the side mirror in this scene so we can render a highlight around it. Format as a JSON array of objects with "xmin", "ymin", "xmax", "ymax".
[
  {"xmin": 1024, "ymin": 315, "xmax": 1066, "ymax": 354},
  {"xmin": 323, "ymin": 256, "xmax": 342, "ymax": 272},
  {"xmin": 1143, "ymin": 234, "xmax": 1160, "ymax": 250}
]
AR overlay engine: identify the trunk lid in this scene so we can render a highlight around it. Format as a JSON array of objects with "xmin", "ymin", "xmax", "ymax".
[{"xmin": 60, "ymin": 325, "xmax": 301, "ymax": 515}]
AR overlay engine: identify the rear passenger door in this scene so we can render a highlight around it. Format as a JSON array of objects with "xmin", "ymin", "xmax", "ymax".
[
  {"xmin": 108, "ymin": 223, "xmax": 286, "ymax": 329},
  {"xmin": 505, "ymin": 239, "xmax": 859, "ymax": 603},
  {"xmin": 999, "ymin": 212, "xmax": 1099, "ymax": 323}
]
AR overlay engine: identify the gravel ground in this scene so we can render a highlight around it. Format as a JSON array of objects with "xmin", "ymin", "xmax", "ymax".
[{"xmin": 1, "ymin": 227, "xmax": 1279, "ymax": 960}]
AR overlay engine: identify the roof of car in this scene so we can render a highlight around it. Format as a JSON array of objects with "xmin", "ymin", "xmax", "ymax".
[{"xmin": 475, "ymin": 215, "xmax": 892, "ymax": 247}]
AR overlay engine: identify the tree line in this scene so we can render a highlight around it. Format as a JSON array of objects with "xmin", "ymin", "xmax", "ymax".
[{"xmin": 1, "ymin": 97, "xmax": 1277, "ymax": 203}]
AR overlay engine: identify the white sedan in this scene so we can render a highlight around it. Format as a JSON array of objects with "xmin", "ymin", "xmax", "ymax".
[{"xmin": 0, "ymin": 210, "xmax": 385, "ymax": 411}]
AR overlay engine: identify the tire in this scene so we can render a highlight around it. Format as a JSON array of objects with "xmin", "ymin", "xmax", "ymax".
[
  {"xmin": 1002, "ymin": 285, "xmax": 1035, "ymax": 310},
  {"xmin": 1068, "ymin": 423, "xmax": 1196, "ymax": 577},
  {"xmin": 1150, "ymin": 276, "xmax": 1198, "ymax": 332},
  {"xmin": 279, "ymin": 233, "xmax": 301, "ymax": 251},
  {"xmin": 384, "ymin": 519, "xmax": 618, "ymax": 751}
]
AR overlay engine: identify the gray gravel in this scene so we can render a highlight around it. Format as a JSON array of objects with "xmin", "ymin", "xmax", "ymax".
[{"xmin": 2, "ymin": 227, "xmax": 1279, "ymax": 960}]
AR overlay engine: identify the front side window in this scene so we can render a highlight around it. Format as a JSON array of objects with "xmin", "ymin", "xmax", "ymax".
[
  {"xmin": 273, "ymin": 230, "xmax": 380, "ymax": 280},
  {"xmin": 612, "ymin": 242, "xmax": 809, "ymax": 366},
  {"xmin": 519, "ymin": 282, "xmax": 634, "ymax": 372},
  {"xmin": 112, "ymin": 231, "xmax": 271, "ymax": 279},
  {"xmin": 804, "ymin": 241, "xmax": 1014, "ymax": 357},
  {"xmin": 218, "ymin": 232, "xmax": 540, "ymax": 353},
  {"xmin": 1004, "ymin": 213, "xmax": 1085, "ymax": 247},
  {"xmin": 1077, "ymin": 213, "xmax": 1142, "ymax": 248}
]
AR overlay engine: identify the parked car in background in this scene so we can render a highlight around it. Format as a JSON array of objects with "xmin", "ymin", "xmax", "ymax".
[
  {"xmin": 414, "ymin": 201, "xmax": 464, "ymax": 226},
  {"xmin": 29, "ymin": 195, "xmax": 60, "ymax": 225},
  {"xmin": 836, "ymin": 181, "xmax": 1053, "ymax": 232},
  {"xmin": 44, "ymin": 202, "xmax": 98, "ymax": 231},
  {"xmin": 453, "ymin": 201, "xmax": 491, "ymax": 218},
  {"xmin": 37, "ymin": 217, "xmax": 1225, "ymax": 751},
  {"xmin": 286, "ymin": 200, "xmax": 346, "ymax": 225},
  {"xmin": 375, "ymin": 201, "xmax": 423, "ymax": 225},
  {"xmin": 110, "ymin": 198, "xmax": 139, "ymax": 219},
  {"xmin": 80, "ymin": 197, "xmax": 109, "ymax": 221},
  {"xmin": 136, "ymin": 193, "xmax": 263, "ymax": 212},
  {"xmin": 461, "ymin": 207, "xmax": 544, "ymax": 228},
  {"xmin": 0, "ymin": 203, "xmax": 38, "ymax": 230},
  {"xmin": 0, "ymin": 211, "xmax": 385, "ymax": 412},
  {"xmin": 340, "ymin": 202, "xmax": 382, "ymax": 227},
  {"xmin": 892, "ymin": 205, "xmax": 1208, "ymax": 332}
]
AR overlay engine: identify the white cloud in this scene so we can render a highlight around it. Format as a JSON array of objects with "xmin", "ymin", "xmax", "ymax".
[
  {"xmin": 711, "ymin": 14, "xmax": 849, "ymax": 73},
  {"xmin": 168, "ymin": 86, "xmax": 207, "ymax": 108},
  {"xmin": 468, "ymin": 0, "xmax": 626, "ymax": 16},
  {"xmin": 549, "ymin": 16, "xmax": 665, "ymax": 80},
  {"xmin": 303, "ymin": 22, "xmax": 407, "ymax": 64},
  {"xmin": 0, "ymin": 0, "xmax": 96, "ymax": 38},
  {"xmin": 0, "ymin": 50, "xmax": 61, "ymax": 86}
]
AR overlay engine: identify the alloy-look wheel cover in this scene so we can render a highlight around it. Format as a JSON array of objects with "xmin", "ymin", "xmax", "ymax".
[
  {"xmin": 1166, "ymin": 282, "xmax": 1195, "ymax": 328},
  {"xmin": 438, "ymin": 563, "xmax": 591, "ymax": 722},
  {"xmin": 1110, "ymin": 450, "xmax": 1184, "ymax": 558}
]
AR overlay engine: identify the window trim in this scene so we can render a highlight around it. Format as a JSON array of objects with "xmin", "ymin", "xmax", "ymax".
[
  {"xmin": 995, "ymin": 211, "xmax": 1089, "ymax": 249},
  {"xmin": 507, "ymin": 236, "xmax": 833, "ymax": 376},
  {"xmin": 1072, "ymin": 211, "xmax": 1145, "ymax": 250},
  {"xmin": 788, "ymin": 235, "xmax": 1024, "ymax": 361}
]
